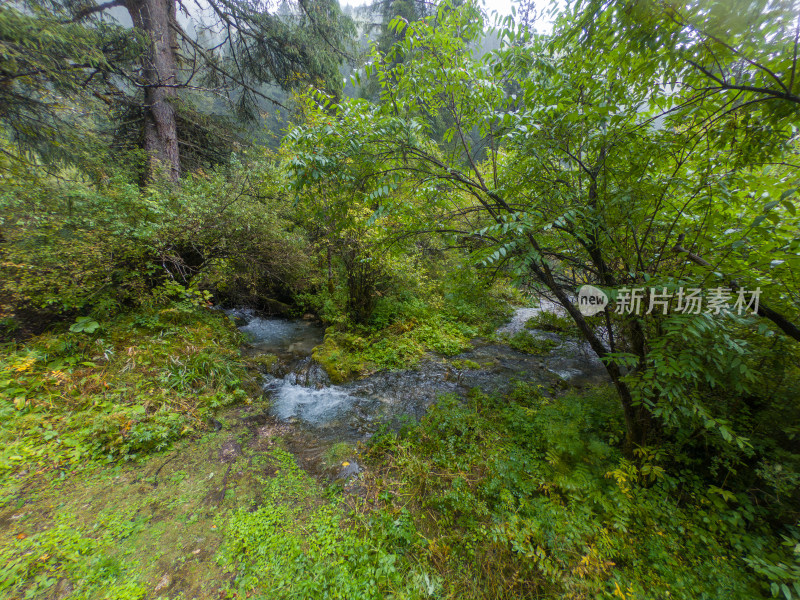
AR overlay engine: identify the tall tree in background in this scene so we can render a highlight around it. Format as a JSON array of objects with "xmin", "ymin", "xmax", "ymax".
[
  {"xmin": 1, "ymin": 0, "xmax": 354, "ymax": 181},
  {"xmin": 368, "ymin": 0, "xmax": 431, "ymax": 55},
  {"xmin": 123, "ymin": 0, "xmax": 182, "ymax": 181}
]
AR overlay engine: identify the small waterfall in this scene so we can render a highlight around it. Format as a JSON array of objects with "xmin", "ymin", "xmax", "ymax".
[
  {"xmin": 265, "ymin": 375, "xmax": 355, "ymax": 424},
  {"xmin": 262, "ymin": 357, "xmax": 352, "ymax": 425}
]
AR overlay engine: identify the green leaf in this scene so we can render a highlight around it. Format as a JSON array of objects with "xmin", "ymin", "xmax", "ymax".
[{"xmin": 69, "ymin": 317, "xmax": 100, "ymax": 334}]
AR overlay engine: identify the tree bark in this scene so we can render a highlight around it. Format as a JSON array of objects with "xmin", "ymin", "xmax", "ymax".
[
  {"xmin": 125, "ymin": 0, "xmax": 181, "ymax": 182},
  {"xmin": 529, "ymin": 259, "xmax": 647, "ymax": 451}
]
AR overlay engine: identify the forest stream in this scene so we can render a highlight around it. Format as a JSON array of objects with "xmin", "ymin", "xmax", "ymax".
[
  {"xmin": 227, "ymin": 306, "xmax": 609, "ymax": 479},
  {"xmin": 4, "ymin": 0, "xmax": 799, "ymax": 595}
]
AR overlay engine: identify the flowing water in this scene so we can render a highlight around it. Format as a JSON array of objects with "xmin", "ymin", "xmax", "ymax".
[{"xmin": 225, "ymin": 305, "xmax": 608, "ymax": 473}]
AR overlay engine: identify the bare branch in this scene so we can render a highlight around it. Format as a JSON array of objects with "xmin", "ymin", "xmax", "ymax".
[{"xmin": 69, "ymin": 0, "xmax": 124, "ymax": 22}]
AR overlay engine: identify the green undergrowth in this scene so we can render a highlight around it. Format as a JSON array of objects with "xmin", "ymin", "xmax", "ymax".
[
  {"xmin": 0, "ymin": 417, "xmax": 447, "ymax": 599},
  {"xmin": 1, "ymin": 405, "xmax": 371, "ymax": 599},
  {"xmin": 504, "ymin": 330, "xmax": 559, "ymax": 355},
  {"xmin": 219, "ymin": 447, "xmax": 441, "ymax": 600},
  {"xmin": 313, "ymin": 279, "xmax": 520, "ymax": 382},
  {"xmin": 0, "ymin": 504, "xmax": 151, "ymax": 599},
  {"xmin": 360, "ymin": 383, "xmax": 799, "ymax": 599},
  {"xmin": 312, "ymin": 317, "xmax": 475, "ymax": 382},
  {"xmin": 0, "ymin": 417, "xmax": 239, "ymax": 599},
  {"xmin": 0, "ymin": 304, "xmax": 249, "ymax": 475}
]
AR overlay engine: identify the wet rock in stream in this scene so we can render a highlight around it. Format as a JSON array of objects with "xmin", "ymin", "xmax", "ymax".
[{"xmin": 336, "ymin": 461, "xmax": 362, "ymax": 480}]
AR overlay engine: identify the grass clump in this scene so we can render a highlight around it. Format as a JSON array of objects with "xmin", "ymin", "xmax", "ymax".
[
  {"xmin": 524, "ymin": 310, "xmax": 576, "ymax": 333},
  {"xmin": 323, "ymin": 442, "xmax": 356, "ymax": 468},
  {"xmin": 450, "ymin": 359, "xmax": 482, "ymax": 370},
  {"xmin": 506, "ymin": 330, "xmax": 558, "ymax": 355}
]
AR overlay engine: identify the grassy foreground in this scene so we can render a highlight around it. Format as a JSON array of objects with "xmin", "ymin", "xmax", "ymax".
[
  {"xmin": 0, "ymin": 307, "xmax": 415, "ymax": 599},
  {"xmin": 0, "ymin": 307, "xmax": 795, "ymax": 599}
]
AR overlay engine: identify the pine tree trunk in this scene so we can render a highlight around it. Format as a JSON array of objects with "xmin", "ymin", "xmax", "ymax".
[{"xmin": 125, "ymin": 0, "xmax": 181, "ymax": 182}]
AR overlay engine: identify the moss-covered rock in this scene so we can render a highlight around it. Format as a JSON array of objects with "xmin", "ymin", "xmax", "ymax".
[
  {"xmin": 247, "ymin": 353, "xmax": 279, "ymax": 373},
  {"xmin": 311, "ymin": 333, "xmax": 372, "ymax": 384},
  {"xmin": 524, "ymin": 311, "xmax": 577, "ymax": 333},
  {"xmin": 450, "ymin": 358, "xmax": 482, "ymax": 370}
]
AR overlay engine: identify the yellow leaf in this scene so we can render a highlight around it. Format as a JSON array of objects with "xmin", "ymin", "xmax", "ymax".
[{"xmin": 613, "ymin": 581, "xmax": 631, "ymax": 599}]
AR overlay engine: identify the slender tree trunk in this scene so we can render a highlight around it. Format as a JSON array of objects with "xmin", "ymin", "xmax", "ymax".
[
  {"xmin": 327, "ymin": 244, "xmax": 334, "ymax": 294},
  {"xmin": 522, "ymin": 239, "xmax": 647, "ymax": 450},
  {"xmin": 125, "ymin": 0, "xmax": 181, "ymax": 182},
  {"xmin": 545, "ymin": 279, "xmax": 647, "ymax": 450}
]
